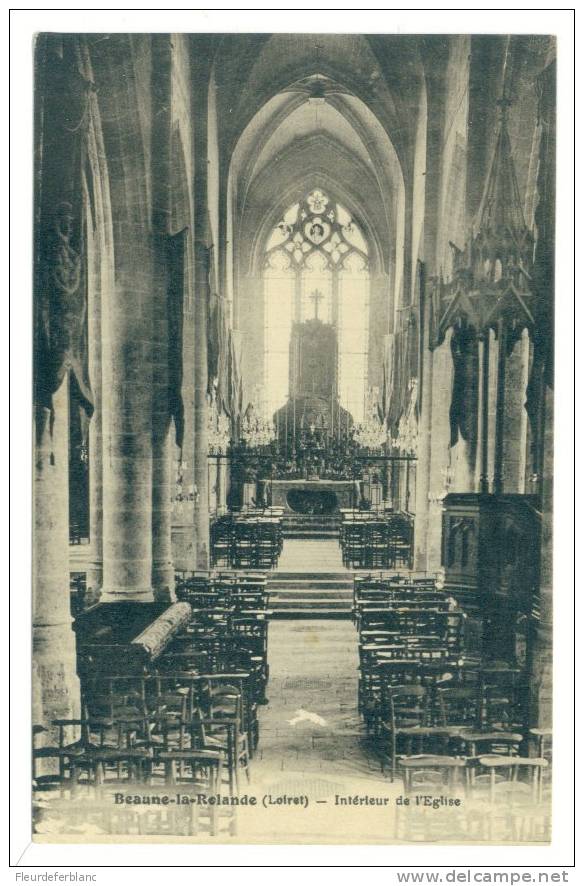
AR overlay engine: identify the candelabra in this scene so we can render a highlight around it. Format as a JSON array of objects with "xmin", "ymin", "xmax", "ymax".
[
  {"xmin": 241, "ymin": 411, "xmax": 276, "ymax": 447},
  {"xmin": 353, "ymin": 388, "xmax": 389, "ymax": 450}
]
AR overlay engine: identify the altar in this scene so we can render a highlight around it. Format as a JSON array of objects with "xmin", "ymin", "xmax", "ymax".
[{"xmin": 269, "ymin": 479, "xmax": 358, "ymax": 514}]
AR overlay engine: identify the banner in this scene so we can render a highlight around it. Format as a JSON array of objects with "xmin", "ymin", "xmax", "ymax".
[
  {"xmin": 166, "ymin": 228, "xmax": 187, "ymax": 449},
  {"xmin": 34, "ymin": 36, "xmax": 94, "ymax": 441}
]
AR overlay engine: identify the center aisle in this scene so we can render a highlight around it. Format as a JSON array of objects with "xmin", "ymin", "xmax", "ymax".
[
  {"xmin": 268, "ymin": 538, "xmax": 355, "ymax": 617},
  {"xmin": 275, "ymin": 538, "xmax": 348, "ymax": 572},
  {"xmin": 237, "ymin": 619, "xmax": 399, "ymax": 842}
]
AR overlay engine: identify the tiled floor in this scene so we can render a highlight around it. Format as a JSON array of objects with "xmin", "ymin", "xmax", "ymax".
[
  {"xmin": 238, "ymin": 619, "xmax": 551, "ymax": 845},
  {"xmin": 240, "ymin": 618, "xmax": 398, "ymax": 842},
  {"xmin": 254, "ymin": 620, "xmax": 378, "ymax": 777}
]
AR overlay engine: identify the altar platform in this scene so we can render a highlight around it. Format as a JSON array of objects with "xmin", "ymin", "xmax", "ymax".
[{"xmin": 269, "ymin": 479, "xmax": 358, "ymax": 514}]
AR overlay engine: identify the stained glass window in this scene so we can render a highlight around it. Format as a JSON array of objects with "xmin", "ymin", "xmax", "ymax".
[
  {"xmin": 338, "ymin": 252, "xmax": 369, "ymax": 422},
  {"xmin": 264, "ymin": 251, "xmax": 295, "ymax": 418},
  {"xmin": 263, "ymin": 189, "xmax": 370, "ymax": 420},
  {"xmin": 301, "ymin": 251, "xmax": 332, "ymax": 323}
]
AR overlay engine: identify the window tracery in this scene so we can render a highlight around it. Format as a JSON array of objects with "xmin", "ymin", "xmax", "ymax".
[
  {"xmin": 264, "ymin": 189, "xmax": 369, "ymax": 273},
  {"xmin": 263, "ymin": 189, "xmax": 370, "ymax": 422}
]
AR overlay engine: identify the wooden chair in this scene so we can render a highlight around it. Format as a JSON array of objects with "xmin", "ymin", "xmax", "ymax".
[
  {"xmin": 200, "ymin": 674, "xmax": 254, "ymax": 765},
  {"xmin": 32, "ymin": 726, "xmax": 76, "ymax": 796},
  {"xmin": 476, "ymin": 755, "xmax": 548, "ymax": 805},
  {"xmin": 379, "ymin": 684, "xmax": 432, "ymax": 780},
  {"xmin": 150, "ymin": 749, "xmax": 223, "ymax": 836},
  {"xmin": 211, "ymin": 519, "xmax": 233, "ymax": 567},
  {"xmin": 147, "ymin": 691, "xmax": 190, "ymax": 751},
  {"xmin": 232, "ymin": 522, "xmax": 257, "ymax": 569},
  {"xmin": 435, "ymin": 685, "xmax": 483, "ymax": 733},
  {"xmin": 70, "ymin": 746, "xmax": 152, "ymax": 796},
  {"xmin": 458, "ymin": 731, "xmax": 523, "ymax": 789},
  {"xmin": 164, "ymin": 673, "xmax": 250, "ymax": 796},
  {"xmin": 398, "ymin": 754, "xmax": 468, "ymax": 795}
]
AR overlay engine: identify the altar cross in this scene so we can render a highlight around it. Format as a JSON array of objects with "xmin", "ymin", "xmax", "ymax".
[{"xmin": 309, "ymin": 288, "xmax": 324, "ymax": 320}]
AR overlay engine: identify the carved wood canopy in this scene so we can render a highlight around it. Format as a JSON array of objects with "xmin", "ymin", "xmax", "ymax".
[{"xmin": 430, "ymin": 98, "xmax": 536, "ymax": 353}]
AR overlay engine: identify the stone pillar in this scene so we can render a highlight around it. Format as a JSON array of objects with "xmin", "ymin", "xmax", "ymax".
[
  {"xmin": 84, "ymin": 159, "xmax": 112, "ymax": 605},
  {"xmin": 413, "ymin": 299, "xmax": 434, "ymax": 571},
  {"xmin": 150, "ymin": 37, "xmax": 175, "ymax": 602},
  {"xmin": 475, "ymin": 331, "xmax": 490, "ymax": 493},
  {"xmin": 194, "ymin": 238, "xmax": 210, "ymax": 568},
  {"xmin": 84, "ymin": 197, "xmax": 104, "ymax": 605},
  {"xmin": 100, "ymin": 247, "xmax": 155, "ymax": 602},
  {"xmin": 33, "ymin": 381, "xmax": 81, "ymax": 732},
  {"xmin": 502, "ymin": 330, "xmax": 530, "ymax": 493},
  {"xmin": 192, "ymin": 79, "xmax": 211, "ymax": 569},
  {"xmin": 530, "ymin": 388, "xmax": 553, "ymax": 727},
  {"xmin": 151, "ymin": 298, "xmax": 175, "ymax": 601},
  {"xmin": 486, "ymin": 329, "xmax": 499, "ymax": 491},
  {"xmin": 218, "ymin": 457, "xmax": 227, "ymax": 513},
  {"xmin": 425, "ymin": 332, "xmax": 454, "ymax": 570}
]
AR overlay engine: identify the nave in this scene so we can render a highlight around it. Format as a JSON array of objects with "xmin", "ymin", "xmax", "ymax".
[
  {"xmin": 34, "ymin": 541, "xmax": 551, "ymax": 843},
  {"xmin": 32, "ymin": 32, "xmax": 555, "ymax": 845}
]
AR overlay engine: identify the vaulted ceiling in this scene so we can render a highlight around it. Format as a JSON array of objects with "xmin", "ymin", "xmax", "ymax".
[{"xmin": 204, "ymin": 35, "xmax": 430, "ymax": 272}]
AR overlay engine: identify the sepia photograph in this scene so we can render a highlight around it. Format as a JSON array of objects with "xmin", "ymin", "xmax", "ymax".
[{"xmin": 20, "ymin": 17, "xmax": 569, "ymax": 857}]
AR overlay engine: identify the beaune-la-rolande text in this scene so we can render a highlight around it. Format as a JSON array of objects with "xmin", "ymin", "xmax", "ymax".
[{"xmin": 114, "ymin": 793, "xmax": 308, "ymax": 806}]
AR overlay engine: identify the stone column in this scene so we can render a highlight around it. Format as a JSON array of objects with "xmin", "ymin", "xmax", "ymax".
[
  {"xmin": 84, "ymin": 159, "xmax": 112, "ymax": 605},
  {"xmin": 193, "ymin": 237, "xmax": 210, "ymax": 568},
  {"xmin": 486, "ymin": 329, "xmax": 499, "ymax": 491},
  {"xmin": 84, "ymin": 195, "xmax": 103, "ymax": 605},
  {"xmin": 192, "ymin": 77, "xmax": 211, "ymax": 569},
  {"xmin": 150, "ymin": 37, "xmax": 175, "ymax": 601},
  {"xmin": 413, "ymin": 299, "xmax": 434, "ymax": 571},
  {"xmin": 33, "ymin": 381, "xmax": 81, "ymax": 732},
  {"xmin": 502, "ymin": 330, "xmax": 530, "ymax": 493},
  {"xmin": 425, "ymin": 332, "xmax": 454, "ymax": 570},
  {"xmin": 151, "ymin": 326, "xmax": 175, "ymax": 602},
  {"xmin": 93, "ymin": 37, "xmax": 157, "ymax": 604},
  {"xmin": 100, "ymin": 254, "xmax": 155, "ymax": 603},
  {"xmin": 530, "ymin": 387, "xmax": 553, "ymax": 727},
  {"xmin": 475, "ymin": 331, "xmax": 490, "ymax": 493}
]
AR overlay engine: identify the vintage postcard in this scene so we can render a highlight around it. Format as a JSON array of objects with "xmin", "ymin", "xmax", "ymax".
[{"xmin": 30, "ymin": 29, "xmax": 556, "ymax": 846}]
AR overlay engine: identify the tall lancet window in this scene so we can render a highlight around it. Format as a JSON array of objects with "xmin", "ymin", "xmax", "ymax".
[
  {"xmin": 263, "ymin": 248, "xmax": 295, "ymax": 419},
  {"xmin": 263, "ymin": 188, "xmax": 370, "ymax": 421},
  {"xmin": 338, "ymin": 251, "xmax": 369, "ymax": 422},
  {"xmin": 301, "ymin": 251, "xmax": 332, "ymax": 323}
]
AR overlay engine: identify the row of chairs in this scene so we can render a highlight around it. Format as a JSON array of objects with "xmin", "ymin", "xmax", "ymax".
[
  {"xmin": 175, "ymin": 571, "xmax": 270, "ymax": 614},
  {"xmin": 371, "ymin": 678, "xmax": 527, "ymax": 779},
  {"xmin": 33, "ymin": 598, "xmax": 272, "ymax": 837},
  {"xmin": 339, "ymin": 513, "xmax": 413, "ymax": 569},
  {"xmin": 397, "ymin": 749, "xmax": 548, "ymax": 804},
  {"xmin": 33, "ymin": 719, "xmax": 225, "ymax": 835},
  {"xmin": 211, "ymin": 515, "xmax": 283, "ymax": 568},
  {"xmin": 353, "ymin": 571, "xmax": 546, "ymax": 809},
  {"xmin": 353, "ymin": 573, "xmax": 440, "ymax": 617}
]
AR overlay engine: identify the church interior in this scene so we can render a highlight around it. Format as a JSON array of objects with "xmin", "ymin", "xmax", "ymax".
[{"xmin": 32, "ymin": 33, "xmax": 555, "ymax": 842}]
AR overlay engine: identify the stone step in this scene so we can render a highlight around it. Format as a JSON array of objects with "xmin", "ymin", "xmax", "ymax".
[
  {"xmin": 268, "ymin": 588, "xmax": 353, "ymax": 597},
  {"xmin": 282, "ymin": 517, "xmax": 340, "ymax": 524},
  {"xmin": 270, "ymin": 589, "xmax": 352, "ymax": 601},
  {"xmin": 268, "ymin": 569, "xmax": 353, "ymax": 585},
  {"xmin": 274, "ymin": 596, "xmax": 350, "ymax": 608},
  {"xmin": 282, "ymin": 514, "xmax": 341, "ymax": 521},
  {"xmin": 268, "ymin": 577, "xmax": 353, "ymax": 588},
  {"xmin": 282, "ymin": 515, "xmax": 341, "ymax": 539},
  {"xmin": 270, "ymin": 607, "xmax": 352, "ymax": 620}
]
